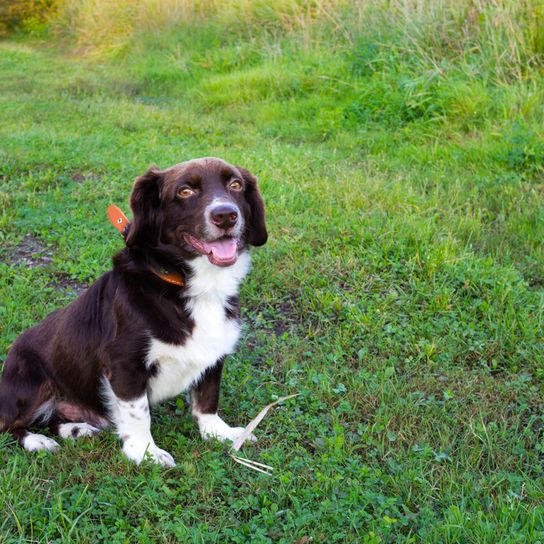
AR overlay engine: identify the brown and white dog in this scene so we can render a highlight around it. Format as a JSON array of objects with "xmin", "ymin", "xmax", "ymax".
[{"xmin": 0, "ymin": 157, "xmax": 267, "ymax": 466}]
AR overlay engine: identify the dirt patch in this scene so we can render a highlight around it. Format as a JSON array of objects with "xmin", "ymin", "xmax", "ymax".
[
  {"xmin": 71, "ymin": 171, "xmax": 87, "ymax": 183},
  {"xmin": 247, "ymin": 298, "xmax": 302, "ymax": 338},
  {"xmin": 6, "ymin": 235, "xmax": 53, "ymax": 268},
  {"xmin": 271, "ymin": 300, "xmax": 299, "ymax": 336},
  {"xmin": 5, "ymin": 236, "xmax": 87, "ymax": 296},
  {"xmin": 70, "ymin": 170, "xmax": 98, "ymax": 183},
  {"xmin": 49, "ymin": 273, "xmax": 87, "ymax": 297}
]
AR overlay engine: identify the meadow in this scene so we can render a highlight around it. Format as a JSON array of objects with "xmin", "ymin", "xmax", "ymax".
[{"xmin": 1, "ymin": 1, "xmax": 544, "ymax": 541}]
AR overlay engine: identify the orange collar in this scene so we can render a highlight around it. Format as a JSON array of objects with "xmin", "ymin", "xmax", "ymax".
[{"xmin": 107, "ymin": 205, "xmax": 184, "ymax": 287}]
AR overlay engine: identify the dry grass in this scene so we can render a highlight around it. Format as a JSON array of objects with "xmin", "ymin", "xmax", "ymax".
[
  {"xmin": 52, "ymin": 0, "xmax": 333, "ymax": 54},
  {"xmin": 44, "ymin": 0, "xmax": 544, "ymax": 81}
]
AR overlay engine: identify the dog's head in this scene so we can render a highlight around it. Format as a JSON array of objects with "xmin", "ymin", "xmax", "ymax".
[{"xmin": 125, "ymin": 157, "xmax": 267, "ymax": 267}]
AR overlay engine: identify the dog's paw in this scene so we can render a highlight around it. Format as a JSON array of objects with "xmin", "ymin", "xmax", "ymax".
[
  {"xmin": 123, "ymin": 440, "xmax": 176, "ymax": 467},
  {"xmin": 147, "ymin": 445, "xmax": 176, "ymax": 467},
  {"xmin": 22, "ymin": 433, "xmax": 59, "ymax": 452},
  {"xmin": 198, "ymin": 414, "xmax": 257, "ymax": 443},
  {"xmin": 58, "ymin": 422, "xmax": 100, "ymax": 439}
]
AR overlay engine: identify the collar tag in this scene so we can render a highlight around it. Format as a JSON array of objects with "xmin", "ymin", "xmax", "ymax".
[{"xmin": 107, "ymin": 204, "xmax": 130, "ymax": 236}]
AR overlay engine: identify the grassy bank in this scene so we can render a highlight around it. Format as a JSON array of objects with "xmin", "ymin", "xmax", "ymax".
[{"xmin": 1, "ymin": 1, "xmax": 544, "ymax": 542}]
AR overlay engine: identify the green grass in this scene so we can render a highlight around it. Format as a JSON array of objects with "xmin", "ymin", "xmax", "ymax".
[{"xmin": 1, "ymin": 2, "xmax": 544, "ymax": 541}]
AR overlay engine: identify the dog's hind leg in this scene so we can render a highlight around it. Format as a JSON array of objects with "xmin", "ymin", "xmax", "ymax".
[
  {"xmin": 0, "ymin": 343, "xmax": 59, "ymax": 452},
  {"xmin": 52, "ymin": 401, "xmax": 109, "ymax": 440},
  {"xmin": 55, "ymin": 422, "xmax": 101, "ymax": 440}
]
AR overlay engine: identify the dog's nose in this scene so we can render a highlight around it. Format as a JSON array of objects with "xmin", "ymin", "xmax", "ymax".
[{"xmin": 210, "ymin": 204, "xmax": 238, "ymax": 229}]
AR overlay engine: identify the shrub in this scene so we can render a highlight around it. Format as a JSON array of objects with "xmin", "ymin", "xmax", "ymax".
[{"xmin": 0, "ymin": 0, "xmax": 59, "ymax": 35}]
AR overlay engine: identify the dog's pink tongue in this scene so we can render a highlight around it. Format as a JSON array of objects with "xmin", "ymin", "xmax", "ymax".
[{"xmin": 202, "ymin": 238, "xmax": 238, "ymax": 260}]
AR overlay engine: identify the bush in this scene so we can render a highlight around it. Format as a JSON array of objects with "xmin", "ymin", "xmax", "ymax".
[{"xmin": 0, "ymin": 0, "xmax": 59, "ymax": 35}]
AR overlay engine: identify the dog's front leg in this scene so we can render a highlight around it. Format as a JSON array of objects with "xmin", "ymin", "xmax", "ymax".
[
  {"xmin": 103, "ymin": 380, "xmax": 175, "ymax": 467},
  {"xmin": 191, "ymin": 358, "xmax": 256, "ymax": 443}
]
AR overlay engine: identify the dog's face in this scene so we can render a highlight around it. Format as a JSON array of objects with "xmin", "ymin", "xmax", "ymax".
[{"xmin": 125, "ymin": 157, "xmax": 267, "ymax": 266}]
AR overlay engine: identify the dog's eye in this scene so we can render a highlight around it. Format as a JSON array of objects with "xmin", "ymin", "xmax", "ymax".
[
  {"xmin": 228, "ymin": 179, "xmax": 243, "ymax": 191},
  {"xmin": 177, "ymin": 186, "xmax": 195, "ymax": 198}
]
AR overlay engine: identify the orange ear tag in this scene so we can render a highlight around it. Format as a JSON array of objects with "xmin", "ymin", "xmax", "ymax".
[{"xmin": 107, "ymin": 205, "xmax": 130, "ymax": 236}]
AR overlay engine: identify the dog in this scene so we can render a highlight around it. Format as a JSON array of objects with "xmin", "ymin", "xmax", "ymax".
[{"xmin": 0, "ymin": 157, "xmax": 267, "ymax": 466}]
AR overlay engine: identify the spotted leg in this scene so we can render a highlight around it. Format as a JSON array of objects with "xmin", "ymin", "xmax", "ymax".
[{"xmin": 102, "ymin": 379, "xmax": 175, "ymax": 467}]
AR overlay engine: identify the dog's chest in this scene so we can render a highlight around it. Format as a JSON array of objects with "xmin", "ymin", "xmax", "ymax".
[{"xmin": 145, "ymin": 254, "xmax": 248, "ymax": 405}]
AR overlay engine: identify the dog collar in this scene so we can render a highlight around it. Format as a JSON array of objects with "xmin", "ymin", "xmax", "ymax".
[{"xmin": 107, "ymin": 205, "xmax": 184, "ymax": 287}]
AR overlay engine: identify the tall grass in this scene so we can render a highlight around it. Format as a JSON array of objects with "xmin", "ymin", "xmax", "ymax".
[{"xmin": 48, "ymin": 0, "xmax": 544, "ymax": 81}]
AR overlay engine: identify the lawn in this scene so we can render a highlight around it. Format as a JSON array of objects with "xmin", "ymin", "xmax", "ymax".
[{"xmin": 1, "ymin": 1, "xmax": 544, "ymax": 542}]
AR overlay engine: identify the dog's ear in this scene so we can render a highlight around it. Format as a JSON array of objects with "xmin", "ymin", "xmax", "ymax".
[
  {"xmin": 125, "ymin": 166, "xmax": 163, "ymax": 247},
  {"xmin": 237, "ymin": 166, "xmax": 267, "ymax": 246}
]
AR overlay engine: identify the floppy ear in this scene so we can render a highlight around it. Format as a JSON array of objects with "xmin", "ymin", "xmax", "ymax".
[
  {"xmin": 125, "ymin": 166, "xmax": 163, "ymax": 247},
  {"xmin": 237, "ymin": 166, "xmax": 267, "ymax": 246}
]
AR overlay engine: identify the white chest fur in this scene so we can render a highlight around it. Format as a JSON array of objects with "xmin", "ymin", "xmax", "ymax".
[{"xmin": 146, "ymin": 252, "xmax": 250, "ymax": 405}]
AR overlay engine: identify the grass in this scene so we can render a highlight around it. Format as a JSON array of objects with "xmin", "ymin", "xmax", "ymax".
[{"xmin": 1, "ymin": 0, "xmax": 544, "ymax": 541}]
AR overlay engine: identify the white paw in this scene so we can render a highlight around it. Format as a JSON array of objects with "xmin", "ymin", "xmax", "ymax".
[
  {"xmin": 122, "ymin": 439, "xmax": 176, "ymax": 467},
  {"xmin": 22, "ymin": 433, "xmax": 59, "ymax": 452},
  {"xmin": 145, "ymin": 445, "xmax": 176, "ymax": 467},
  {"xmin": 197, "ymin": 414, "xmax": 257, "ymax": 443},
  {"xmin": 58, "ymin": 422, "xmax": 100, "ymax": 439}
]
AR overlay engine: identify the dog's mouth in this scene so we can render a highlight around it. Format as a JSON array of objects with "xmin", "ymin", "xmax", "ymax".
[{"xmin": 183, "ymin": 234, "xmax": 240, "ymax": 267}]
